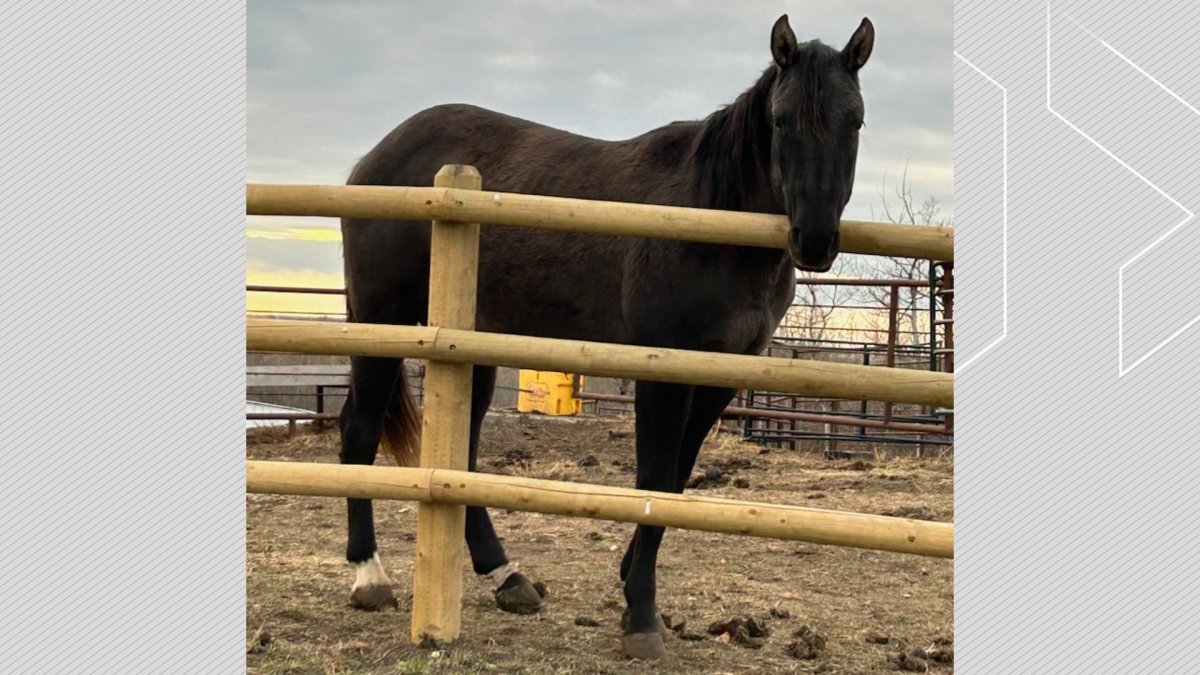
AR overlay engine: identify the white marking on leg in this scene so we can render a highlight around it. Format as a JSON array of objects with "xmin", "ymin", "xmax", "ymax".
[
  {"xmin": 351, "ymin": 552, "xmax": 392, "ymax": 590},
  {"xmin": 486, "ymin": 561, "xmax": 520, "ymax": 591}
]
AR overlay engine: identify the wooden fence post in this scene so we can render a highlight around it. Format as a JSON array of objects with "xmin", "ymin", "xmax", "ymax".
[{"xmin": 411, "ymin": 165, "xmax": 482, "ymax": 645}]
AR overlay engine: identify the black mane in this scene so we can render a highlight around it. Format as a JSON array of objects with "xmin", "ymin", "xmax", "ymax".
[{"xmin": 691, "ymin": 66, "xmax": 776, "ymax": 211}]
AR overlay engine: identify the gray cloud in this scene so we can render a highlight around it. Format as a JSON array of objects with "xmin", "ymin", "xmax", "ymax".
[{"xmin": 249, "ymin": 0, "xmax": 951, "ymax": 277}]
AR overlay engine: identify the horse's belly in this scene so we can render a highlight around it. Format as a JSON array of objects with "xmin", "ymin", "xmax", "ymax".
[{"xmin": 476, "ymin": 235, "xmax": 625, "ymax": 343}]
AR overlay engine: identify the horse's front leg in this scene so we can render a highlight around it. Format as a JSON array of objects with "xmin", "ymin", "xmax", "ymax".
[
  {"xmin": 619, "ymin": 385, "xmax": 738, "ymax": 580},
  {"xmin": 621, "ymin": 380, "xmax": 694, "ymax": 660},
  {"xmin": 464, "ymin": 365, "xmax": 546, "ymax": 614}
]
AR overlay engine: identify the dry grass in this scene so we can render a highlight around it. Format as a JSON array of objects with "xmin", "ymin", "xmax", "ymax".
[{"xmin": 247, "ymin": 414, "xmax": 952, "ymax": 674}]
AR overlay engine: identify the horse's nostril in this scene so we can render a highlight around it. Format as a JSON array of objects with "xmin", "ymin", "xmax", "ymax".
[{"xmin": 829, "ymin": 231, "xmax": 842, "ymax": 256}]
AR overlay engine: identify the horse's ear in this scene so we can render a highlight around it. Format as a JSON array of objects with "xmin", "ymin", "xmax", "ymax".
[
  {"xmin": 771, "ymin": 14, "xmax": 799, "ymax": 68},
  {"xmin": 842, "ymin": 17, "xmax": 874, "ymax": 71}
]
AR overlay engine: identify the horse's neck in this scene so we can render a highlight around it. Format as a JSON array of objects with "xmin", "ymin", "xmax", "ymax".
[
  {"xmin": 737, "ymin": 184, "xmax": 784, "ymax": 216},
  {"xmin": 675, "ymin": 136, "xmax": 790, "ymax": 280}
]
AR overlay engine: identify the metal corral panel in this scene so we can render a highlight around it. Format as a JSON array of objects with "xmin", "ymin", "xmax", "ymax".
[{"xmin": 246, "ymin": 400, "xmax": 317, "ymax": 429}]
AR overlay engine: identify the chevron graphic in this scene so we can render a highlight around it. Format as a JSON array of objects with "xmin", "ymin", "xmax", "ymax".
[
  {"xmin": 954, "ymin": 52, "xmax": 1008, "ymax": 374},
  {"xmin": 1047, "ymin": 7, "xmax": 1199, "ymax": 377}
]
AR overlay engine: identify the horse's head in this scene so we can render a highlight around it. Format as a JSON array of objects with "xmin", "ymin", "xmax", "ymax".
[{"xmin": 767, "ymin": 15, "xmax": 873, "ymax": 272}]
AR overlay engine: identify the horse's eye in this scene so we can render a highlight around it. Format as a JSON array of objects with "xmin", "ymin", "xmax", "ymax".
[{"xmin": 772, "ymin": 118, "xmax": 785, "ymax": 129}]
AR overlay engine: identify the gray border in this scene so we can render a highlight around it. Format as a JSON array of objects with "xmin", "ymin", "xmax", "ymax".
[
  {"xmin": 1, "ymin": 2, "xmax": 245, "ymax": 671},
  {"xmin": 6, "ymin": 0, "xmax": 1200, "ymax": 670},
  {"xmin": 957, "ymin": 0, "xmax": 1200, "ymax": 670}
]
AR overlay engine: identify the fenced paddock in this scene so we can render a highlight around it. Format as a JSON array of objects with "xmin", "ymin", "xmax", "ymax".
[{"xmin": 245, "ymin": 166, "xmax": 954, "ymax": 664}]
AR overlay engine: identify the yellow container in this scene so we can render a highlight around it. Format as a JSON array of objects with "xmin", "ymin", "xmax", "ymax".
[{"xmin": 517, "ymin": 370, "xmax": 583, "ymax": 416}]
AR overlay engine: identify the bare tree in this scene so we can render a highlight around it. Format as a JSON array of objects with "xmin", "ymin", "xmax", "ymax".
[
  {"xmin": 850, "ymin": 163, "xmax": 952, "ymax": 346},
  {"xmin": 779, "ymin": 281, "xmax": 847, "ymax": 342}
]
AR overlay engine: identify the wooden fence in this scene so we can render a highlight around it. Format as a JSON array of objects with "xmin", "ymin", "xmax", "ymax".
[{"xmin": 245, "ymin": 165, "xmax": 955, "ymax": 645}]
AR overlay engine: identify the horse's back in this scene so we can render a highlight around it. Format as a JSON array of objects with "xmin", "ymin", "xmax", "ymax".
[
  {"xmin": 341, "ymin": 104, "xmax": 649, "ymax": 340},
  {"xmin": 340, "ymin": 103, "xmax": 788, "ymax": 351},
  {"xmin": 348, "ymin": 104, "xmax": 607, "ymax": 190}
]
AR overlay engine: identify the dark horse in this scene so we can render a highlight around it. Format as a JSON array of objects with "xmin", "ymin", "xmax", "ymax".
[{"xmin": 338, "ymin": 15, "xmax": 873, "ymax": 659}]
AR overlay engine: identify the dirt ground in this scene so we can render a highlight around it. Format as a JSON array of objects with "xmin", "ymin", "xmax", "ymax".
[{"xmin": 247, "ymin": 414, "xmax": 953, "ymax": 674}]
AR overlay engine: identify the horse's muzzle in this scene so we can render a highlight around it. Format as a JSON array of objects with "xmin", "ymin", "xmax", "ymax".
[{"xmin": 787, "ymin": 227, "xmax": 841, "ymax": 272}]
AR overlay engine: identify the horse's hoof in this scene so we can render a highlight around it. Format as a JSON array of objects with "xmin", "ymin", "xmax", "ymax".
[
  {"xmin": 494, "ymin": 572, "xmax": 544, "ymax": 615},
  {"xmin": 349, "ymin": 584, "xmax": 398, "ymax": 611},
  {"xmin": 620, "ymin": 608, "xmax": 671, "ymax": 637},
  {"xmin": 621, "ymin": 631, "xmax": 668, "ymax": 660}
]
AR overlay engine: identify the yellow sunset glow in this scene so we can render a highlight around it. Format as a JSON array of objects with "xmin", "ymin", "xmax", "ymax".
[
  {"xmin": 246, "ymin": 226, "xmax": 343, "ymax": 242},
  {"xmin": 246, "ymin": 266, "xmax": 346, "ymax": 316}
]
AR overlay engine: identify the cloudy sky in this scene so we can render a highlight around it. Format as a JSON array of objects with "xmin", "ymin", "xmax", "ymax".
[{"xmin": 248, "ymin": 0, "xmax": 952, "ymax": 312}]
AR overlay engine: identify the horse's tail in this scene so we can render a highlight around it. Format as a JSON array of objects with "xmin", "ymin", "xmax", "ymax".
[
  {"xmin": 344, "ymin": 300, "xmax": 422, "ymax": 468},
  {"xmin": 380, "ymin": 364, "xmax": 422, "ymax": 467}
]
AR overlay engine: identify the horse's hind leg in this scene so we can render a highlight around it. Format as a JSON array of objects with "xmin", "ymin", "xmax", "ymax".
[
  {"xmin": 340, "ymin": 355, "xmax": 402, "ymax": 610},
  {"xmin": 464, "ymin": 365, "xmax": 546, "ymax": 614}
]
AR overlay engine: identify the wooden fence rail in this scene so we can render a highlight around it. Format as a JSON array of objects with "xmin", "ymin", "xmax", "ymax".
[
  {"xmin": 247, "ymin": 318, "xmax": 953, "ymax": 408},
  {"xmin": 247, "ymin": 460, "xmax": 953, "ymax": 559},
  {"xmin": 247, "ymin": 184, "xmax": 954, "ymax": 262}
]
